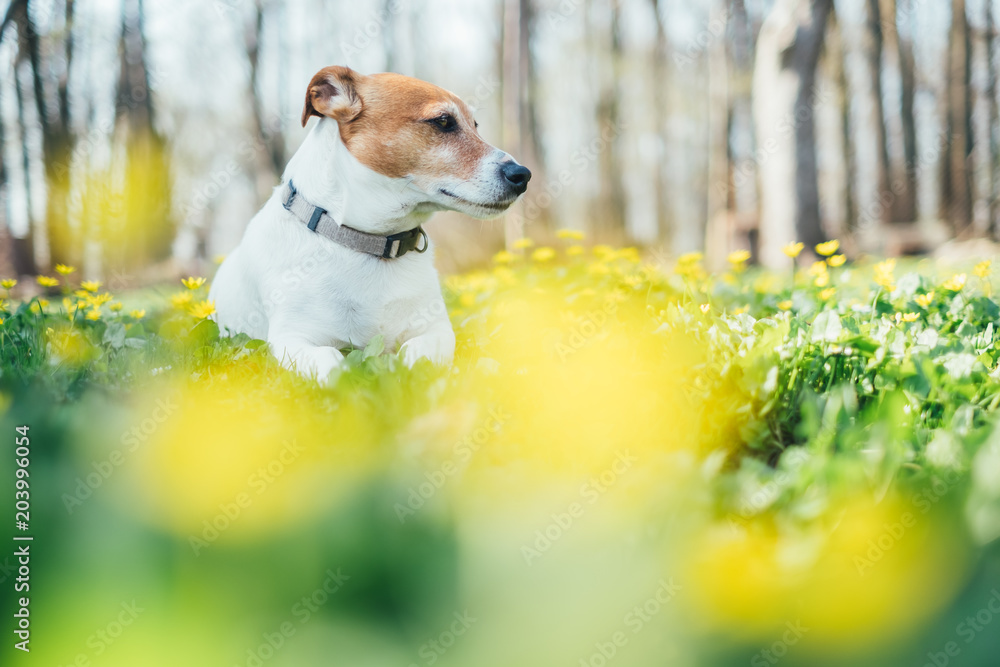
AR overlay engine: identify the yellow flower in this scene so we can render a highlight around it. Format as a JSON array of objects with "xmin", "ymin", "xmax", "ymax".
[
  {"xmin": 592, "ymin": 245, "xmax": 615, "ymax": 259},
  {"xmin": 814, "ymin": 274, "xmax": 830, "ymax": 288},
  {"xmin": 130, "ymin": 309, "xmax": 146, "ymax": 320},
  {"xmin": 566, "ymin": 245, "xmax": 585, "ymax": 256},
  {"xmin": 55, "ymin": 264, "xmax": 76, "ymax": 276},
  {"xmin": 974, "ymin": 260, "xmax": 992, "ymax": 279},
  {"xmin": 815, "ymin": 240, "xmax": 840, "ymax": 257},
  {"xmin": 874, "ymin": 259, "xmax": 896, "ymax": 290},
  {"xmin": 616, "ymin": 247, "xmax": 641, "ymax": 263},
  {"xmin": 809, "ymin": 261, "xmax": 828, "ymax": 277},
  {"xmin": 37, "ymin": 276, "xmax": 59, "ymax": 288},
  {"xmin": 190, "ymin": 299, "xmax": 216, "ymax": 319},
  {"xmin": 819, "ymin": 288, "xmax": 836, "ymax": 301},
  {"xmin": 915, "ymin": 292, "xmax": 935, "ymax": 308},
  {"xmin": 85, "ymin": 308, "xmax": 101, "ymax": 321},
  {"xmin": 171, "ymin": 292, "xmax": 194, "ymax": 309},
  {"xmin": 557, "ymin": 229, "xmax": 585, "ymax": 241},
  {"xmin": 493, "ymin": 250, "xmax": 515, "ymax": 264},
  {"xmin": 109, "ymin": 302, "xmax": 124, "ymax": 312},
  {"xmin": 901, "ymin": 312, "xmax": 920, "ymax": 322},
  {"xmin": 678, "ymin": 251, "xmax": 704, "ymax": 265},
  {"xmin": 728, "ymin": 249, "xmax": 751, "ymax": 266},
  {"xmin": 532, "ymin": 247, "xmax": 556, "ymax": 262},
  {"xmin": 783, "ymin": 242, "xmax": 804, "ymax": 259},
  {"xmin": 778, "ymin": 300, "xmax": 793, "ymax": 311},
  {"xmin": 827, "ymin": 254, "xmax": 846, "ymax": 268},
  {"xmin": 30, "ymin": 300, "xmax": 49, "ymax": 314},
  {"xmin": 182, "ymin": 276, "xmax": 207, "ymax": 290},
  {"xmin": 942, "ymin": 273, "xmax": 967, "ymax": 292},
  {"xmin": 88, "ymin": 293, "xmax": 113, "ymax": 307},
  {"xmin": 511, "ymin": 238, "xmax": 534, "ymax": 250},
  {"xmin": 81, "ymin": 280, "xmax": 101, "ymax": 292},
  {"xmin": 1, "ymin": 279, "xmax": 17, "ymax": 290}
]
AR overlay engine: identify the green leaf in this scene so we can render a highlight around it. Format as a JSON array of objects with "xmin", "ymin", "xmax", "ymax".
[
  {"xmin": 103, "ymin": 322, "xmax": 126, "ymax": 349},
  {"xmin": 811, "ymin": 311, "xmax": 842, "ymax": 343}
]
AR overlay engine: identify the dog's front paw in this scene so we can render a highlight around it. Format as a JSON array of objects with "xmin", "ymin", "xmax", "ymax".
[{"xmin": 399, "ymin": 332, "xmax": 456, "ymax": 368}]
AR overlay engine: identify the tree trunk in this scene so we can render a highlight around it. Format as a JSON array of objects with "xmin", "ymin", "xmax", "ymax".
[
  {"xmin": 246, "ymin": 0, "xmax": 285, "ymax": 177},
  {"xmin": 705, "ymin": 0, "xmax": 731, "ymax": 266},
  {"xmin": 879, "ymin": 0, "xmax": 917, "ymax": 223},
  {"xmin": 944, "ymin": 0, "xmax": 972, "ymax": 233},
  {"xmin": 501, "ymin": 0, "xmax": 526, "ymax": 246},
  {"xmin": 754, "ymin": 0, "xmax": 832, "ymax": 268},
  {"xmin": 968, "ymin": 0, "xmax": 994, "ymax": 235},
  {"xmin": 894, "ymin": 0, "xmax": 919, "ymax": 223}
]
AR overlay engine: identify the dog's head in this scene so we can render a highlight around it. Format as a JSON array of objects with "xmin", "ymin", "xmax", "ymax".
[{"xmin": 302, "ymin": 66, "xmax": 530, "ymax": 218}]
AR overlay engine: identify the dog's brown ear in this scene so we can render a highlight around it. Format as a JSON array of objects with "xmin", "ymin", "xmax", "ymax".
[{"xmin": 301, "ymin": 66, "xmax": 363, "ymax": 127}]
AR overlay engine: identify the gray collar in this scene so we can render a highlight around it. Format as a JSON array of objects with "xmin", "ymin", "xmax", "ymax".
[{"xmin": 280, "ymin": 180, "xmax": 429, "ymax": 259}]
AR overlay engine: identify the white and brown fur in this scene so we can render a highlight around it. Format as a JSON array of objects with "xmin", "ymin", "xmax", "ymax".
[{"xmin": 209, "ymin": 66, "xmax": 530, "ymax": 380}]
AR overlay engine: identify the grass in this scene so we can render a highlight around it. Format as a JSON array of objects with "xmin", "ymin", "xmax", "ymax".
[{"xmin": 1, "ymin": 242, "xmax": 1000, "ymax": 667}]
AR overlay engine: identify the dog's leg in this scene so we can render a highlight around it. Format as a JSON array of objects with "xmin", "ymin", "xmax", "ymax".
[
  {"xmin": 268, "ymin": 333, "xmax": 345, "ymax": 383},
  {"xmin": 399, "ymin": 320, "xmax": 456, "ymax": 368}
]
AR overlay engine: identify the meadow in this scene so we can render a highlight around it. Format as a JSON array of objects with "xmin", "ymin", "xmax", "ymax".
[{"xmin": 2, "ymin": 237, "xmax": 1000, "ymax": 667}]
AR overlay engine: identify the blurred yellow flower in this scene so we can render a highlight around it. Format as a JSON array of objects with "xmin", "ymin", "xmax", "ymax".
[
  {"xmin": 728, "ymin": 249, "xmax": 751, "ymax": 266},
  {"xmin": 190, "ymin": 300, "xmax": 216, "ymax": 319},
  {"xmin": 783, "ymin": 242, "xmax": 804, "ymax": 258},
  {"xmin": 182, "ymin": 276, "xmax": 207, "ymax": 290},
  {"xmin": 88, "ymin": 293, "xmax": 113, "ymax": 307},
  {"xmin": 566, "ymin": 245, "xmax": 585, "ymax": 256},
  {"xmin": 974, "ymin": 260, "xmax": 992, "ymax": 278},
  {"xmin": 901, "ymin": 312, "xmax": 920, "ymax": 322},
  {"xmin": 700, "ymin": 303, "xmax": 711, "ymax": 314},
  {"xmin": 81, "ymin": 280, "xmax": 101, "ymax": 292},
  {"xmin": 827, "ymin": 254, "xmax": 847, "ymax": 268},
  {"xmin": 874, "ymin": 259, "xmax": 896, "ymax": 290},
  {"xmin": 109, "ymin": 302, "xmax": 124, "ymax": 312},
  {"xmin": 915, "ymin": 292, "xmax": 935, "ymax": 308},
  {"xmin": 29, "ymin": 299, "xmax": 49, "ymax": 315},
  {"xmin": 37, "ymin": 276, "xmax": 59, "ymax": 288},
  {"xmin": 85, "ymin": 309, "xmax": 101, "ymax": 321},
  {"xmin": 55, "ymin": 264, "xmax": 76, "ymax": 275},
  {"xmin": 820, "ymin": 287, "xmax": 836, "ymax": 300},
  {"xmin": 778, "ymin": 300, "xmax": 793, "ymax": 311},
  {"xmin": 809, "ymin": 261, "xmax": 828, "ymax": 277},
  {"xmin": 171, "ymin": 292, "xmax": 194, "ymax": 308},
  {"xmin": 678, "ymin": 251, "xmax": 704, "ymax": 264},
  {"xmin": 593, "ymin": 244, "xmax": 615, "ymax": 258},
  {"xmin": 493, "ymin": 250, "xmax": 515, "ymax": 264},
  {"xmin": 1, "ymin": 279, "xmax": 17, "ymax": 290},
  {"xmin": 557, "ymin": 229, "xmax": 585, "ymax": 240},
  {"xmin": 511, "ymin": 238, "xmax": 534, "ymax": 250},
  {"xmin": 942, "ymin": 273, "xmax": 967, "ymax": 292},
  {"xmin": 531, "ymin": 247, "xmax": 556, "ymax": 262},
  {"xmin": 130, "ymin": 309, "xmax": 146, "ymax": 319},
  {"xmin": 816, "ymin": 239, "xmax": 840, "ymax": 256}
]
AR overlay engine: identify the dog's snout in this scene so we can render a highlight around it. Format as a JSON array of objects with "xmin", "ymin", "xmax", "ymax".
[{"xmin": 501, "ymin": 162, "xmax": 532, "ymax": 195}]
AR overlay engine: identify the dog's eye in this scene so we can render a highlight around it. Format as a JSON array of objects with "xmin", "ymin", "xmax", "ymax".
[{"xmin": 429, "ymin": 114, "xmax": 458, "ymax": 132}]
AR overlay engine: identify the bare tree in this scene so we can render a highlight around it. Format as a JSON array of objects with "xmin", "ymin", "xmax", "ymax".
[
  {"xmin": 944, "ymin": 0, "xmax": 972, "ymax": 233},
  {"xmin": 245, "ymin": 0, "xmax": 285, "ymax": 177},
  {"xmin": 754, "ymin": 0, "xmax": 832, "ymax": 268}
]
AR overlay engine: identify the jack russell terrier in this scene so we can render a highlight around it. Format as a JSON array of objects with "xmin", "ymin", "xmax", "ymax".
[{"xmin": 209, "ymin": 66, "xmax": 531, "ymax": 380}]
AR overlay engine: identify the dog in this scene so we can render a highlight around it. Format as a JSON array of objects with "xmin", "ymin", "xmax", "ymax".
[{"xmin": 209, "ymin": 66, "xmax": 531, "ymax": 380}]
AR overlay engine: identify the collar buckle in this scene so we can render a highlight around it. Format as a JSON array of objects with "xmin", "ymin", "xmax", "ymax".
[{"xmin": 383, "ymin": 227, "xmax": 429, "ymax": 259}]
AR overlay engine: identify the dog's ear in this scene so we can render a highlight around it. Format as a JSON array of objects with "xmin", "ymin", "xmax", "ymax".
[{"xmin": 301, "ymin": 66, "xmax": 363, "ymax": 127}]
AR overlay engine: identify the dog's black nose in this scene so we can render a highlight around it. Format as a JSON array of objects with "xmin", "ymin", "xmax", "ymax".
[{"xmin": 501, "ymin": 162, "xmax": 531, "ymax": 195}]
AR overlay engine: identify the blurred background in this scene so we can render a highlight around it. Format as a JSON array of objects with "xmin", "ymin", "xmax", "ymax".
[{"xmin": 3, "ymin": 0, "xmax": 1000, "ymax": 278}]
